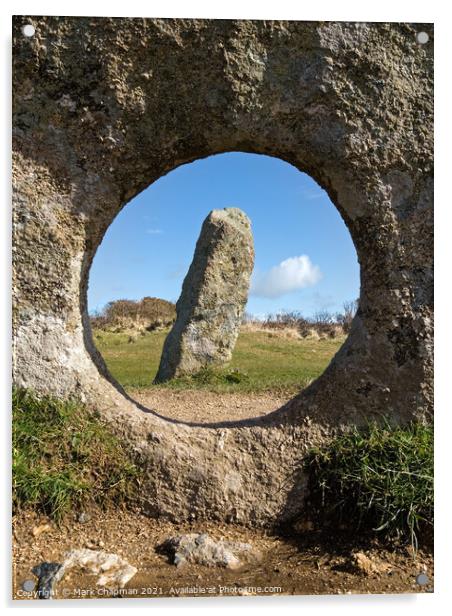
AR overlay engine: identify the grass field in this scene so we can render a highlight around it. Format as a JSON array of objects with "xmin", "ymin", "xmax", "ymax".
[{"xmin": 93, "ymin": 329, "xmax": 345, "ymax": 394}]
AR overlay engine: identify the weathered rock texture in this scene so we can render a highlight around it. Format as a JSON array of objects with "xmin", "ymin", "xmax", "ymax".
[
  {"xmin": 155, "ymin": 208, "xmax": 254, "ymax": 382},
  {"xmin": 32, "ymin": 549, "xmax": 137, "ymax": 598},
  {"xmin": 12, "ymin": 17, "xmax": 433, "ymax": 527},
  {"xmin": 161, "ymin": 533, "xmax": 260, "ymax": 569}
]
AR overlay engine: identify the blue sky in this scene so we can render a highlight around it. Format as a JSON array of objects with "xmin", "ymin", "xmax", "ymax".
[{"xmin": 88, "ymin": 152, "xmax": 360, "ymax": 319}]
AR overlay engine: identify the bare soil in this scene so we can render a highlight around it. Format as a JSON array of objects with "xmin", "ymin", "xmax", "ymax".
[
  {"xmin": 131, "ymin": 389, "xmax": 289, "ymax": 423},
  {"xmin": 13, "ymin": 508, "xmax": 433, "ymax": 600}
]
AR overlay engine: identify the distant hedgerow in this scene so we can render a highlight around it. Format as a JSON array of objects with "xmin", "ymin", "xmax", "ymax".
[{"xmin": 90, "ymin": 296, "xmax": 176, "ymax": 332}]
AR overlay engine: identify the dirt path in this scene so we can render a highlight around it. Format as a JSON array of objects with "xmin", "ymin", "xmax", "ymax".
[
  {"xmin": 130, "ymin": 388, "xmax": 290, "ymax": 423},
  {"xmin": 13, "ymin": 508, "xmax": 433, "ymax": 600}
]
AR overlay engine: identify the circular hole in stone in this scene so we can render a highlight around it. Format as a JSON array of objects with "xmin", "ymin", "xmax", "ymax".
[
  {"xmin": 416, "ymin": 31, "xmax": 429, "ymax": 45},
  {"xmin": 22, "ymin": 24, "xmax": 35, "ymax": 37},
  {"xmin": 87, "ymin": 152, "xmax": 360, "ymax": 424}
]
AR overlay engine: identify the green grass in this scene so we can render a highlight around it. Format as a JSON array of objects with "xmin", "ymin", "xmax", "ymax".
[
  {"xmin": 12, "ymin": 388, "xmax": 139, "ymax": 521},
  {"xmin": 93, "ymin": 329, "xmax": 344, "ymax": 394},
  {"xmin": 305, "ymin": 421, "xmax": 434, "ymax": 547}
]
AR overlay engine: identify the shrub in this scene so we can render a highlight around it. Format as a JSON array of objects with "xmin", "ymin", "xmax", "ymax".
[
  {"xmin": 312, "ymin": 310, "xmax": 335, "ymax": 325},
  {"xmin": 90, "ymin": 296, "xmax": 176, "ymax": 332},
  {"xmin": 246, "ymin": 302, "xmax": 359, "ymax": 339},
  {"xmin": 304, "ymin": 421, "xmax": 433, "ymax": 548},
  {"xmin": 264, "ymin": 310, "xmax": 305, "ymax": 330},
  {"xmin": 335, "ymin": 299, "xmax": 359, "ymax": 333},
  {"xmin": 12, "ymin": 388, "xmax": 139, "ymax": 521}
]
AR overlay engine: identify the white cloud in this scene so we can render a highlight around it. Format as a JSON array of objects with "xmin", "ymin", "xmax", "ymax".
[
  {"xmin": 250, "ymin": 255, "xmax": 322, "ymax": 299},
  {"xmin": 146, "ymin": 228, "xmax": 163, "ymax": 235}
]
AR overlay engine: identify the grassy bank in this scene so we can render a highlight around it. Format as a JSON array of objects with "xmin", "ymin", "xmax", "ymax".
[
  {"xmin": 93, "ymin": 329, "xmax": 345, "ymax": 394},
  {"xmin": 305, "ymin": 421, "xmax": 434, "ymax": 547},
  {"xmin": 12, "ymin": 388, "xmax": 139, "ymax": 521}
]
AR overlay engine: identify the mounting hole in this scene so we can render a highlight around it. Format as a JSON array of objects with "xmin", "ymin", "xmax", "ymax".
[
  {"xmin": 416, "ymin": 31, "xmax": 429, "ymax": 45},
  {"xmin": 22, "ymin": 579, "xmax": 35, "ymax": 592},
  {"xmin": 416, "ymin": 573, "xmax": 429, "ymax": 585},
  {"xmin": 22, "ymin": 24, "xmax": 35, "ymax": 38}
]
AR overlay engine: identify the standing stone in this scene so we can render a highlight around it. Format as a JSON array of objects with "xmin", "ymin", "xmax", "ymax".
[{"xmin": 155, "ymin": 208, "xmax": 254, "ymax": 382}]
